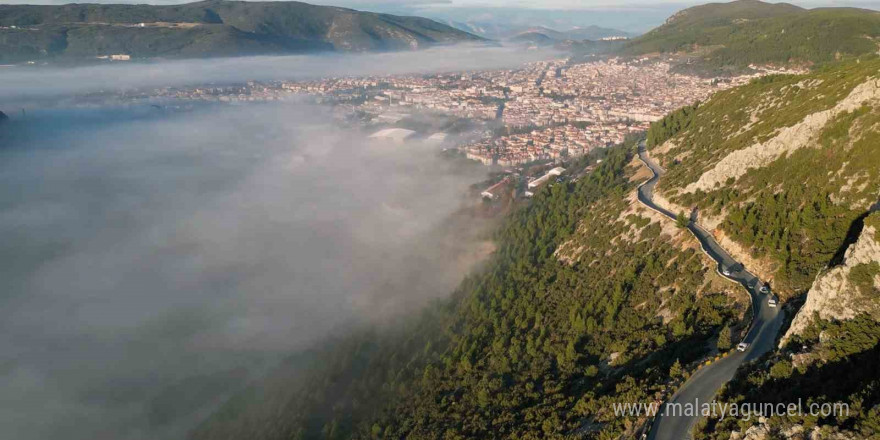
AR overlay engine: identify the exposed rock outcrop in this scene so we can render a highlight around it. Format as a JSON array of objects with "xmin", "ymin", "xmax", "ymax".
[
  {"xmin": 781, "ymin": 217, "xmax": 880, "ymax": 345},
  {"xmin": 683, "ymin": 77, "xmax": 880, "ymax": 194},
  {"xmin": 729, "ymin": 422, "xmax": 770, "ymax": 440},
  {"xmin": 729, "ymin": 419, "xmax": 856, "ymax": 440}
]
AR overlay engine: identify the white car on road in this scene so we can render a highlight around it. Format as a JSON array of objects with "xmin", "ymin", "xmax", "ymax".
[
  {"xmin": 737, "ymin": 342, "xmax": 749, "ymax": 352},
  {"xmin": 759, "ymin": 284, "xmax": 770, "ymax": 294},
  {"xmin": 768, "ymin": 297, "xmax": 778, "ymax": 307},
  {"xmin": 722, "ymin": 267, "xmax": 733, "ymax": 276}
]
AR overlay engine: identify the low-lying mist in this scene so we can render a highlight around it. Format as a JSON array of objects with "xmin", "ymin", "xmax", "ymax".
[
  {"xmin": 0, "ymin": 44, "xmax": 557, "ymax": 103},
  {"xmin": 0, "ymin": 101, "xmax": 493, "ymax": 439}
]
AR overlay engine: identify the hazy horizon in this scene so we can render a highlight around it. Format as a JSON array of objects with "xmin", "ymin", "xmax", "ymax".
[{"xmin": 0, "ymin": 45, "xmax": 556, "ymax": 106}]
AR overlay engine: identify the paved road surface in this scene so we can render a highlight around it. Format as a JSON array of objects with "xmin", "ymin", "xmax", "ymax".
[{"xmin": 637, "ymin": 142, "xmax": 785, "ymax": 440}]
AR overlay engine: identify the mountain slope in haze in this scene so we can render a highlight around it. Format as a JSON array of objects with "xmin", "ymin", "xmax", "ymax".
[
  {"xmin": 190, "ymin": 142, "xmax": 749, "ymax": 439},
  {"xmin": 506, "ymin": 25, "xmax": 631, "ymax": 49},
  {"xmin": 509, "ymin": 31, "xmax": 556, "ymax": 46},
  {"xmin": 0, "ymin": 0, "xmax": 481, "ymax": 63},
  {"xmin": 439, "ymin": 13, "xmax": 638, "ymax": 41},
  {"xmin": 508, "ymin": 25, "xmax": 630, "ymax": 42},
  {"xmin": 506, "ymin": 25, "xmax": 630, "ymax": 52},
  {"xmin": 563, "ymin": 26, "xmax": 632, "ymax": 41},
  {"xmin": 622, "ymin": 0, "xmax": 880, "ymax": 75}
]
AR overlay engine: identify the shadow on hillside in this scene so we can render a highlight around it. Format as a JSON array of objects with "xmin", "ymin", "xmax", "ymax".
[
  {"xmin": 829, "ymin": 209, "xmax": 875, "ymax": 268},
  {"xmin": 728, "ymin": 343, "xmax": 879, "ymax": 430}
]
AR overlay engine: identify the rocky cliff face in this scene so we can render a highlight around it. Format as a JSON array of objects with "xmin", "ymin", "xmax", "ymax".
[
  {"xmin": 649, "ymin": 58, "xmax": 880, "ymax": 295},
  {"xmin": 781, "ymin": 214, "xmax": 880, "ymax": 345},
  {"xmin": 682, "ymin": 77, "xmax": 880, "ymax": 195},
  {"xmin": 729, "ymin": 417, "xmax": 857, "ymax": 440}
]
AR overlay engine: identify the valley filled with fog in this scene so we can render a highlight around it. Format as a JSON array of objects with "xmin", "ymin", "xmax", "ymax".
[
  {"xmin": 0, "ymin": 44, "xmax": 554, "ymax": 104},
  {"xmin": 3, "ymin": 0, "xmax": 879, "ymax": 438},
  {"xmin": 0, "ymin": 46, "xmax": 546, "ymax": 440}
]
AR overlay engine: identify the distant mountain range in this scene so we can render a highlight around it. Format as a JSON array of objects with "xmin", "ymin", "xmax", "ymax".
[
  {"xmin": 506, "ymin": 25, "xmax": 631, "ymax": 47},
  {"xmin": 0, "ymin": 0, "xmax": 481, "ymax": 63},
  {"xmin": 518, "ymin": 25, "xmax": 631, "ymax": 41},
  {"xmin": 448, "ymin": 23, "xmax": 631, "ymax": 43},
  {"xmin": 622, "ymin": 0, "xmax": 880, "ymax": 74},
  {"xmin": 407, "ymin": 5, "xmax": 668, "ymax": 38}
]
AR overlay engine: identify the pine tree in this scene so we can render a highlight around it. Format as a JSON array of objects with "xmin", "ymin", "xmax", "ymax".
[
  {"xmin": 717, "ymin": 326, "xmax": 732, "ymax": 351},
  {"xmin": 670, "ymin": 359, "xmax": 683, "ymax": 379},
  {"xmin": 676, "ymin": 211, "xmax": 689, "ymax": 228}
]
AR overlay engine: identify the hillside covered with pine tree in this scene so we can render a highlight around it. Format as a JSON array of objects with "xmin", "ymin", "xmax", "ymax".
[
  {"xmin": 645, "ymin": 55, "xmax": 880, "ymax": 438},
  {"xmin": 622, "ymin": 0, "xmax": 880, "ymax": 75},
  {"xmin": 0, "ymin": 0, "xmax": 481, "ymax": 63},
  {"xmin": 190, "ymin": 139, "xmax": 752, "ymax": 439}
]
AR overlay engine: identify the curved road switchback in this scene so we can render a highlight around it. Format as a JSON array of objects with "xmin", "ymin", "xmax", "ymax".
[{"xmin": 637, "ymin": 142, "xmax": 785, "ymax": 440}]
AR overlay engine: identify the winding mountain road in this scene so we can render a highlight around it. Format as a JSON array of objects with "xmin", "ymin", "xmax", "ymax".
[{"xmin": 637, "ymin": 142, "xmax": 785, "ymax": 440}]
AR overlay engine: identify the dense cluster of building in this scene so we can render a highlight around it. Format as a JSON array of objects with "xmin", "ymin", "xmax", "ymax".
[
  {"xmin": 279, "ymin": 74, "xmax": 505, "ymax": 120},
  {"xmin": 464, "ymin": 124, "xmax": 632, "ymax": 166},
  {"xmin": 460, "ymin": 58, "xmax": 764, "ymax": 166},
  {"xmin": 273, "ymin": 57, "xmax": 774, "ymax": 166},
  {"xmin": 148, "ymin": 55, "xmax": 796, "ymax": 167}
]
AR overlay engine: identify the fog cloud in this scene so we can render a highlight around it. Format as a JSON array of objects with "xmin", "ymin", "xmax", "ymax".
[
  {"xmin": 0, "ymin": 44, "xmax": 556, "ymax": 103},
  {"xmin": 0, "ymin": 94, "xmax": 494, "ymax": 439},
  {"xmin": 0, "ymin": 45, "xmax": 543, "ymax": 439}
]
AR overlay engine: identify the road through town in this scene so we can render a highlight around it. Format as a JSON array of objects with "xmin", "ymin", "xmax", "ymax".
[{"xmin": 637, "ymin": 142, "xmax": 785, "ymax": 440}]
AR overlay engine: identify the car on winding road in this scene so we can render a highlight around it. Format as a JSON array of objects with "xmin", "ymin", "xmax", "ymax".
[
  {"xmin": 638, "ymin": 142, "xmax": 786, "ymax": 440},
  {"xmin": 722, "ymin": 263, "xmax": 744, "ymax": 277}
]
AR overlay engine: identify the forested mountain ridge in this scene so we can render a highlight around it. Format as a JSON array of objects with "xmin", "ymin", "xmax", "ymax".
[
  {"xmin": 0, "ymin": 0, "xmax": 481, "ymax": 63},
  {"xmin": 621, "ymin": 0, "xmax": 880, "ymax": 75},
  {"xmin": 646, "ymin": 56, "xmax": 880, "ymax": 298},
  {"xmin": 190, "ymin": 140, "xmax": 751, "ymax": 439},
  {"xmin": 642, "ymin": 56, "xmax": 880, "ymax": 437}
]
